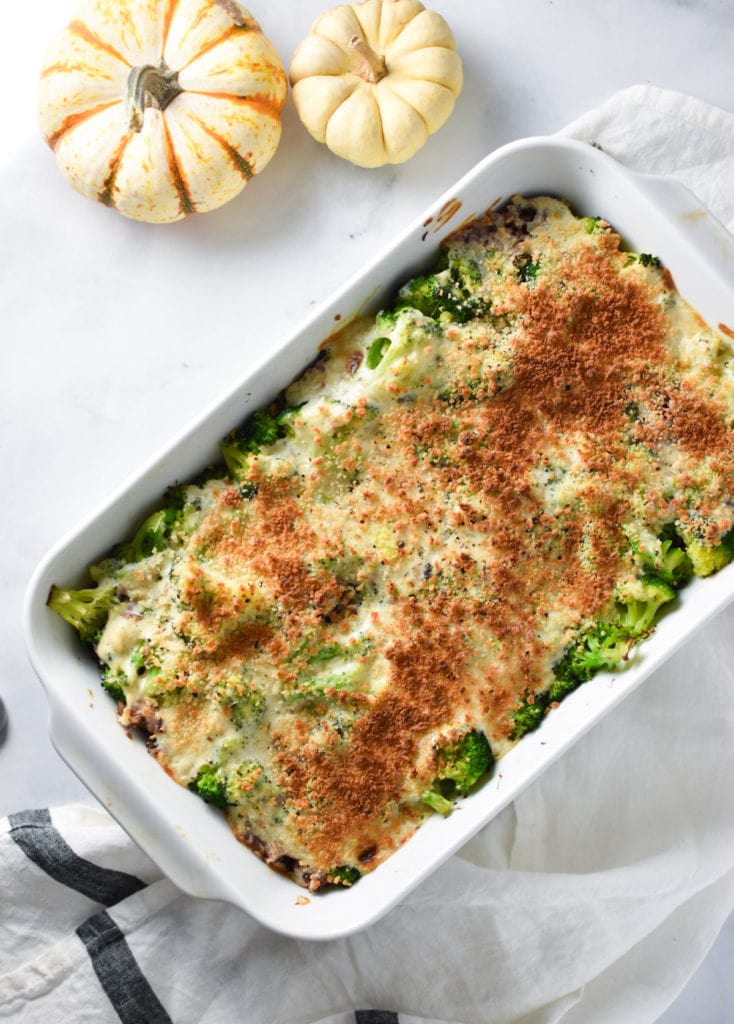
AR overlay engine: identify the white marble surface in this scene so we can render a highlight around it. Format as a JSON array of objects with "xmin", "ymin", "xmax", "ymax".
[{"xmin": 2, "ymin": 0, "xmax": 733, "ymax": 1021}]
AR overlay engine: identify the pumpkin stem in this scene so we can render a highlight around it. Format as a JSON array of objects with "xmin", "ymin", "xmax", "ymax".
[
  {"xmin": 126, "ymin": 63, "xmax": 182, "ymax": 132},
  {"xmin": 348, "ymin": 35, "xmax": 388, "ymax": 84}
]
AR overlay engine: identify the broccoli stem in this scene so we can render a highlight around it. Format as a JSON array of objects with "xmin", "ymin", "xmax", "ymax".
[{"xmin": 366, "ymin": 336, "xmax": 391, "ymax": 369}]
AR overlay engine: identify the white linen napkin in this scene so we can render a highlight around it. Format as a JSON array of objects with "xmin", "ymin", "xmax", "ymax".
[
  {"xmin": 558, "ymin": 85, "xmax": 734, "ymax": 231},
  {"xmin": 3, "ymin": 85, "xmax": 734, "ymax": 1024}
]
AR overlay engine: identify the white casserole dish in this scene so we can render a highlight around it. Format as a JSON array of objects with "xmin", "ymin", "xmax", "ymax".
[{"xmin": 24, "ymin": 137, "xmax": 734, "ymax": 940}]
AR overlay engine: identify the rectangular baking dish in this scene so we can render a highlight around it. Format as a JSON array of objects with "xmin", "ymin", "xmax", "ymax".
[{"xmin": 24, "ymin": 137, "xmax": 734, "ymax": 940}]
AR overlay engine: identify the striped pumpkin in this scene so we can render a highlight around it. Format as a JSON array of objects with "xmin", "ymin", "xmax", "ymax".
[{"xmin": 39, "ymin": 0, "xmax": 287, "ymax": 223}]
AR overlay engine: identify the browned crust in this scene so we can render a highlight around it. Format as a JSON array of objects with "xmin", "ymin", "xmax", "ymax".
[
  {"xmin": 216, "ymin": 207, "xmax": 734, "ymax": 865},
  {"xmin": 235, "ymin": 824, "xmax": 329, "ymax": 892},
  {"xmin": 110, "ymin": 197, "xmax": 734, "ymax": 879}
]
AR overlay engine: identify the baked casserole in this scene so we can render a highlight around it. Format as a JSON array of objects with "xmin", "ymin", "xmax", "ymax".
[{"xmin": 49, "ymin": 195, "xmax": 734, "ymax": 890}]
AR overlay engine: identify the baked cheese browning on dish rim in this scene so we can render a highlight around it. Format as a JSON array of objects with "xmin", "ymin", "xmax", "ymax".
[{"xmin": 48, "ymin": 195, "xmax": 734, "ymax": 890}]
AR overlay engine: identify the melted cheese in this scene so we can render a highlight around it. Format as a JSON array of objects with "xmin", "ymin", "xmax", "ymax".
[{"xmin": 93, "ymin": 196, "xmax": 734, "ymax": 888}]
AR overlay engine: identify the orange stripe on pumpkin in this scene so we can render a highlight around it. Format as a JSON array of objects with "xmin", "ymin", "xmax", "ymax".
[
  {"xmin": 185, "ymin": 91, "xmax": 284, "ymax": 119},
  {"xmin": 163, "ymin": 120, "xmax": 196, "ymax": 216},
  {"xmin": 186, "ymin": 114, "xmax": 254, "ymax": 179},
  {"xmin": 97, "ymin": 131, "xmax": 133, "ymax": 207},
  {"xmin": 46, "ymin": 99, "xmax": 121, "ymax": 149},
  {"xmin": 168, "ymin": 2, "xmax": 211, "ymax": 58},
  {"xmin": 177, "ymin": 22, "xmax": 259, "ymax": 72},
  {"xmin": 108, "ymin": 3, "xmax": 143, "ymax": 53},
  {"xmin": 40, "ymin": 61, "xmax": 115, "ymax": 81},
  {"xmin": 68, "ymin": 20, "xmax": 131, "ymax": 67},
  {"xmin": 161, "ymin": 0, "xmax": 182, "ymax": 52}
]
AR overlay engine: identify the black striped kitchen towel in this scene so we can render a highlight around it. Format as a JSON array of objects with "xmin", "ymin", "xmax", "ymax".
[{"xmin": 0, "ymin": 808, "xmax": 415, "ymax": 1024}]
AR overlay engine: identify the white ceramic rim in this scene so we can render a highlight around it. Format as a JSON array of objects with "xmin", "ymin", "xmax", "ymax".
[{"xmin": 24, "ymin": 135, "xmax": 734, "ymax": 940}]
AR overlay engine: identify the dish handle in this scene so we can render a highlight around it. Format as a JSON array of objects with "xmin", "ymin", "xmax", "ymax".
[{"xmin": 630, "ymin": 169, "xmax": 734, "ymax": 280}]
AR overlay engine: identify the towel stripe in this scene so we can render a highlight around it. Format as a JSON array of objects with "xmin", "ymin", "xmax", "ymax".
[
  {"xmin": 77, "ymin": 910, "xmax": 173, "ymax": 1024},
  {"xmin": 8, "ymin": 808, "xmax": 146, "ymax": 906},
  {"xmin": 355, "ymin": 1014, "xmax": 399, "ymax": 1024}
]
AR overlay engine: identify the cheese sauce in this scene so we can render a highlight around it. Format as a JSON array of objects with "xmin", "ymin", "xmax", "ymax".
[{"xmin": 92, "ymin": 197, "xmax": 734, "ymax": 888}]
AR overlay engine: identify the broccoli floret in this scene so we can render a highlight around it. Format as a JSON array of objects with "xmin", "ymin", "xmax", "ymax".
[
  {"xmin": 516, "ymin": 623, "xmax": 632, "ymax": 735},
  {"xmin": 190, "ymin": 763, "xmax": 228, "ymax": 809},
  {"xmin": 100, "ymin": 665, "xmax": 126, "ymax": 702},
  {"xmin": 547, "ymin": 577, "xmax": 674, "ymax": 711},
  {"xmin": 421, "ymin": 729, "xmax": 494, "ymax": 815},
  {"xmin": 327, "ymin": 865, "xmax": 361, "ymax": 887},
  {"xmin": 228, "ymin": 686, "xmax": 267, "ymax": 725},
  {"xmin": 515, "ymin": 254, "xmax": 541, "ymax": 283},
  {"xmin": 111, "ymin": 485, "xmax": 194, "ymax": 566},
  {"xmin": 510, "ymin": 690, "xmax": 551, "ymax": 739},
  {"xmin": 307, "ymin": 642, "xmax": 350, "ymax": 663},
  {"xmin": 374, "ymin": 309, "xmax": 398, "ymax": 333},
  {"xmin": 583, "ymin": 216, "xmax": 601, "ymax": 234},
  {"xmin": 521, "ymin": 261, "xmax": 541, "ymax": 282},
  {"xmin": 225, "ymin": 760, "xmax": 265, "ymax": 805},
  {"xmin": 551, "ymin": 621, "xmax": 635, "ymax": 698},
  {"xmin": 247, "ymin": 410, "xmax": 283, "ymax": 446},
  {"xmin": 220, "ymin": 437, "xmax": 254, "ymax": 481},
  {"xmin": 421, "ymin": 788, "xmax": 455, "ymax": 815},
  {"xmin": 282, "ymin": 638, "xmax": 372, "ymax": 702},
  {"xmin": 681, "ymin": 526, "xmax": 734, "ymax": 578},
  {"xmin": 127, "ymin": 641, "xmax": 163, "ymax": 691},
  {"xmin": 224, "ymin": 760, "xmax": 282, "ymax": 816},
  {"xmin": 220, "ymin": 406, "xmax": 299, "ymax": 481},
  {"xmin": 616, "ymin": 573, "xmax": 676, "ymax": 636},
  {"xmin": 301, "ymin": 638, "xmax": 372, "ymax": 664},
  {"xmin": 126, "ymin": 507, "xmax": 179, "ymax": 561},
  {"xmin": 47, "ymin": 581, "xmax": 116, "ymax": 644},
  {"xmin": 359, "ymin": 307, "xmax": 439, "ymax": 387},
  {"xmin": 446, "ymin": 253, "xmax": 485, "ymax": 303},
  {"xmin": 659, "ymin": 539, "xmax": 694, "ymax": 586},
  {"xmin": 435, "ymin": 729, "xmax": 494, "ymax": 793},
  {"xmin": 448, "ymin": 254, "xmax": 482, "ymax": 286},
  {"xmin": 639, "ymin": 253, "xmax": 662, "ymax": 268},
  {"xmin": 395, "ymin": 273, "xmax": 453, "ymax": 319},
  {"xmin": 625, "ymin": 252, "xmax": 662, "ymax": 269},
  {"xmin": 129, "ymin": 642, "xmax": 145, "ymax": 674},
  {"xmin": 393, "ymin": 253, "xmax": 489, "ymax": 325},
  {"xmin": 282, "ymin": 670, "xmax": 361, "ymax": 703},
  {"xmin": 635, "ymin": 525, "xmax": 693, "ymax": 587}
]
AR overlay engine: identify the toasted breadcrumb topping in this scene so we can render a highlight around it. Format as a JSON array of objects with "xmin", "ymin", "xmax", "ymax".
[{"xmin": 84, "ymin": 196, "xmax": 734, "ymax": 884}]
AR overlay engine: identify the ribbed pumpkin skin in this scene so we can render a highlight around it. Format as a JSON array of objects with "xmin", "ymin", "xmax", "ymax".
[
  {"xmin": 39, "ymin": 0, "xmax": 287, "ymax": 222},
  {"xmin": 290, "ymin": 0, "xmax": 462, "ymax": 168}
]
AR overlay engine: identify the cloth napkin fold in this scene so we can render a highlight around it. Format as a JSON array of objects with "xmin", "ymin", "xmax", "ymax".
[{"xmin": 4, "ymin": 85, "xmax": 734, "ymax": 1024}]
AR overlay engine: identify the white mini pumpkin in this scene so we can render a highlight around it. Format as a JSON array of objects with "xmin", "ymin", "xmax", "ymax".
[
  {"xmin": 39, "ymin": 0, "xmax": 287, "ymax": 222},
  {"xmin": 289, "ymin": 0, "xmax": 462, "ymax": 168}
]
